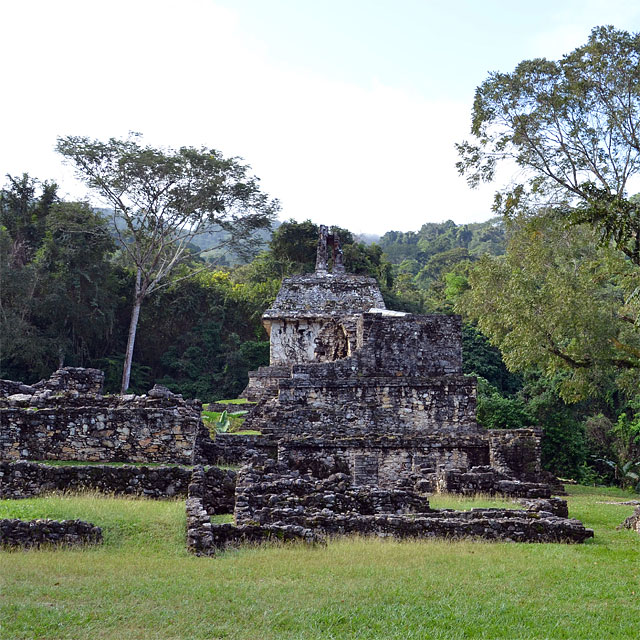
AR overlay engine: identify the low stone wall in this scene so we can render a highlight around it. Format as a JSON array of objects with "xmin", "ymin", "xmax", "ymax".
[
  {"xmin": 0, "ymin": 518, "xmax": 103, "ymax": 549},
  {"xmin": 186, "ymin": 465, "xmax": 316, "ymax": 556},
  {"xmin": 0, "ymin": 461, "xmax": 236, "ymax": 504},
  {"xmin": 251, "ymin": 508, "xmax": 593, "ymax": 543},
  {"xmin": 192, "ymin": 423, "xmax": 277, "ymax": 465},
  {"xmin": 227, "ymin": 456, "xmax": 592, "ymax": 545},
  {"xmin": 518, "ymin": 497, "xmax": 569, "ymax": 518},
  {"xmin": 234, "ymin": 459, "xmax": 430, "ymax": 526},
  {"xmin": 206, "ymin": 402, "xmax": 255, "ymax": 413},
  {"xmin": 0, "ymin": 369, "xmax": 201, "ymax": 464},
  {"xmin": 620, "ymin": 505, "xmax": 640, "ymax": 534},
  {"xmin": 435, "ymin": 466, "xmax": 552, "ymax": 499},
  {"xmin": 184, "ymin": 465, "xmax": 237, "ymax": 514}
]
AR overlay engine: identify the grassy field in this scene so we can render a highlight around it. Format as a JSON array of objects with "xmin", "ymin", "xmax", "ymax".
[{"xmin": 1, "ymin": 486, "xmax": 639, "ymax": 639}]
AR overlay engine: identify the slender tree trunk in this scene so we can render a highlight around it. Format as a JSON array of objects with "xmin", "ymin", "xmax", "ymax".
[{"xmin": 121, "ymin": 269, "xmax": 143, "ymax": 394}]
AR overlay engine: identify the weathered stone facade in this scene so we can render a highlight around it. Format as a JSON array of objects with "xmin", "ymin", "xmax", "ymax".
[
  {"xmin": 238, "ymin": 227, "xmax": 554, "ymax": 499},
  {"xmin": 243, "ymin": 227, "xmax": 387, "ymax": 402},
  {"xmin": 0, "ymin": 369, "xmax": 201, "ymax": 464},
  {"xmin": 263, "ymin": 274, "xmax": 385, "ymax": 365},
  {"xmin": 193, "ymin": 426, "xmax": 277, "ymax": 466},
  {"xmin": 186, "ymin": 465, "xmax": 317, "ymax": 556},
  {"xmin": 277, "ymin": 433, "xmax": 547, "ymax": 496},
  {"xmin": 250, "ymin": 314, "xmax": 477, "ymax": 438}
]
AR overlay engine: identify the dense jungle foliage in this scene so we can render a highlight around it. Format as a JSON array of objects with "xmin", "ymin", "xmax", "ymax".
[{"xmin": 1, "ymin": 176, "xmax": 638, "ymax": 488}]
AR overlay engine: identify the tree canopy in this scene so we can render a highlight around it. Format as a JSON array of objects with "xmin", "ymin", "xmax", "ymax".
[
  {"xmin": 456, "ymin": 25, "xmax": 640, "ymax": 261},
  {"xmin": 56, "ymin": 134, "xmax": 279, "ymax": 391},
  {"xmin": 457, "ymin": 215, "xmax": 640, "ymax": 401}
]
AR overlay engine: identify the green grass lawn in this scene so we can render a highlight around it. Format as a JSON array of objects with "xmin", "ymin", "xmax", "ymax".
[{"xmin": 1, "ymin": 487, "xmax": 639, "ymax": 640}]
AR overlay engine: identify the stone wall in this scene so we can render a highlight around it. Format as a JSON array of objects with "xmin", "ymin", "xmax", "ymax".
[
  {"xmin": 192, "ymin": 423, "xmax": 277, "ymax": 465},
  {"xmin": 244, "ymin": 313, "xmax": 480, "ymax": 440},
  {"xmin": 277, "ymin": 435, "xmax": 490, "ymax": 489},
  {"xmin": 620, "ymin": 505, "xmax": 640, "ymax": 534},
  {"xmin": 0, "ymin": 518, "xmax": 103, "ymax": 549},
  {"xmin": 354, "ymin": 313, "xmax": 463, "ymax": 378},
  {"xmin": 234, "ymin": 458, "xmax": 430, "ymax": 525},
  {"xmin": 0, "ymin": 460, "xmax": 236, "ymax": 504},
  {"xmin": 262, "ymin": 274, "xmax": 385, "ymax": 367},
  {"xmin": 39, "ymin": 367, "xmax": 105, "ymax": 395},
  {"xmin": 0, "ymin": 369, "xmax": 201, "ymax": 464},
  {"xmin": 241, "ymin": 365, "xmax": 291, "ymax": 401},
  {"xmin": 224, "ymin": 456, "xmax": 593, "ymax": 545},
  {"xmin": 186, "ymin": 465, "xmax": 316, "ymax": 556},
  {"xmin": 489, "ymin": 429, "xmax": 542, "ymax": 482},
  {"xmin": 435, "ymin": 466, "xmax": 552, "ymax": 499},
  {"xmin": 248, "ymin": 375, "xmax": 479, "ymax": 440}
]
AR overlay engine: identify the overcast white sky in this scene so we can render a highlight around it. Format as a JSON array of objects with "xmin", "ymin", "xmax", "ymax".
[{"xmin": 2, "ymin": 0, "xmax": 640, "ymax": 234}]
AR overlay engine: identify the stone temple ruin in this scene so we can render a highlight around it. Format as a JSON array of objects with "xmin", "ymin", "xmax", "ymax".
[
  {"xmin": 186, "ymin": 227, "xmax": 593, "ymax": 551},
  {"xmin": 1, "ymin": 226, "xmax": 596, "ymax": 550},
  {"xmin": 240, "ymin": 225, "xmax": 549, "ymax": 495}
]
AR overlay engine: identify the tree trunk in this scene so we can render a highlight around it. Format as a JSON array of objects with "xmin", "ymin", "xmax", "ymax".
[{"xmin": 121, "ymin": 269, "xmax": 143, "ymax": 394}]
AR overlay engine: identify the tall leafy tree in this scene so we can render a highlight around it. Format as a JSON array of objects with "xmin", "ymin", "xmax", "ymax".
[
  {"xmin": 56, "ymin": 134, "xmax": 279, "ymax": 392},
  {"xmin": 457, "ymin": 215, "xmax": 639, "ymax": 401},
  {"xmin": 456, "ymin": 25, "xmax": 640, "ymax": 261}
]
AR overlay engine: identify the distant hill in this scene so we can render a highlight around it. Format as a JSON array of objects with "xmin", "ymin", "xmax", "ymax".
[{"xmin": 379, "ymin": 219, "xmax": 505, "ymax": 265}]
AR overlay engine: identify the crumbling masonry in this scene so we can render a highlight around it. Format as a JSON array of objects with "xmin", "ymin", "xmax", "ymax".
[
  {"xmin": 1, "ymin": 226, "xmax": 595, "ymax": 549},
  {"xmin": 186, "ymin": 225, "xmax": 592, "ymax": 551},
  {"xmin": 240, "ymin": 225, "xmax": 547, "ymax": 494}
]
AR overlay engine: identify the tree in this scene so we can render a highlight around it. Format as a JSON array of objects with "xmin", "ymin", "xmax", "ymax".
[
  {"xmin": 269, "ymin": 219, "xmax": 319, "ymax": 274},
  {"xmin": 457, "ymin": 215, "xmax": 640, "ymax": 401},
  {"xmin": 56, "ymin": 134, "xmax": 279, "ymax": 392},
  {"xmin": 0, "ymin": 175, "xmax": 119, "ymax": 381},
  {"xmin": 456, "ymin": 26, "xmax": 640, "ymax": 261}
]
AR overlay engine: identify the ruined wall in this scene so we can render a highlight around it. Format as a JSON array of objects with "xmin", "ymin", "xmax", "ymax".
[
  {"xmin": 268, "ymin": 318, "xmax": 325, "ymax": 365},
  {"xmin": 192, "ymin": 423, "xmax": 277, "ymax": 465},
  {"xmin": 245, "ymin": 313, "xmax": 480, "ymax": 440},
  {"xmin": 241, "ymin": 365, "xmax": 291, "ymax": 402},
  {"xmin": 1, "ymin": 462, "xmax": 237, "ymax": 520},
  {"xmin": 435, "ymin": 466, "xmax": 551, "ymax": 498},
  {"xmin": 227, "ymin": 456, "xmax": 593, "ymax": 544},
  {"xmin": 186, "ymin": 465, "xmax": 315, "ymax": 555},
  {"xmin": 0, "ymin": 519, "xmax": 103, "ymax": 549},
  {"xmin": 234, "ymin": 457, "xmax": 429, "ymax": 525},
  {"xmin": 262, "ymin": 273, "xmax": 385, "ymax": 367},
  {"xmin": 354, "ymin": 313, "xmax": 463, "ymax": 377},
  {"xmin": 261, "ymin": 375, "xmax": 479, "ymax": 438},
  {"xmin": 0, "ymin": 369, "xmax": 201, "ymax": 464},
  {"xmin": 620, "ymin": 506, "xmax": 640, "ymax": 535},
  {"xmin": 278, "ymin": 435, "xmax": 489, "ymax": 489},
  {"xmin": 489, "ymin": 429, "xmax": 542, "ymax": 482}
]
